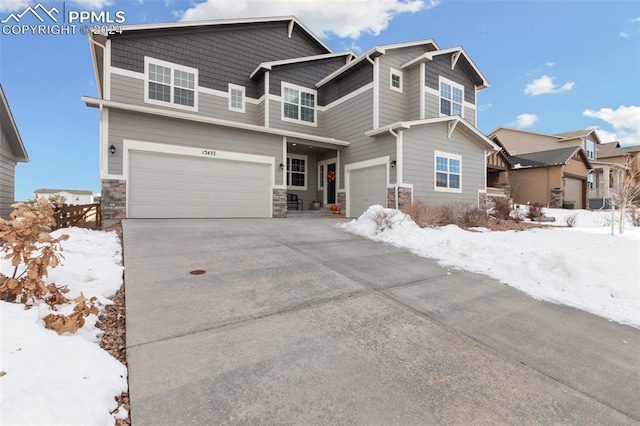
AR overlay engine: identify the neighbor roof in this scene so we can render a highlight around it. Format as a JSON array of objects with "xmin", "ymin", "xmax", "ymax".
[
  {"xmin": 34, "ymin": 189, "xmax": 94, "ymax": 195},
  {"xmin": 597, "ymin": 142, "xmax": 640, "ymax": 158},
  {"xmin": 556, "ymin": 128, "xmax": 602, "ymax": 144},
  {"xmin": 0, "ymin": 84, "xmax": 28, "ymax": 162},
  {"xmin": 510, "ymin": 146, "xmax": 591, "ymax": 169}
]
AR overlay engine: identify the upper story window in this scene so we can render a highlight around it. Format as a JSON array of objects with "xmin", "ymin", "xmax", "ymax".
[
  {"xmin": 390, "ymin": 67, "xmax": 403, "ymax": 93},
  {"xmin": 282, "ymin": 82, "xmax": 316, "ymax": 126},
  {"xmin": 286, "ymin": 154, "xmax": 307, "ymax": 190},
  {"xmin": 585, "ymin": 139, "xmax": 595, "ymax": 160},
  {"xmin": 228, "ymin": 83, "xmax": 245, "ymax": 113},
  {"xmin": 144, "ymin": 57, "xmax": 198, "ymax": 111},
  {"xmin": 439, "ymin": 76, "xmax": 464, "ymax": 117},
  {"xmin": 435, "ymin": 151, "xmax": 462, "ymax": 193}
]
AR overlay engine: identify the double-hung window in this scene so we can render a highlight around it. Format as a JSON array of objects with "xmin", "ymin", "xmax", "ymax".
[
  {"xmin": 390, "ymin": 67, "xmax": 402, "ymax": 92},
  {"xmin": 585, "ymin": 139, "xmax": 595, "ymax": 160},
  {"xmin": 439, "ymin": 76, "xmax": 463, "ymax": 117},
  {"xmin": 435, "ymin": 151, "xmax": 462, "ymax": 192},
  {"xmin": 282, "ymin": 82, "xmax": 316, "ymax": 126},
  {"xmin": 145, "ymin": 57, "xmax": 198, "ymax": 111},
  {"xmin": 228, "ymin": 83, "xmax": 245, "ymax": 113},
  {"xmin": 286, "ymin": 154, "xmax": 307, "ymax": 190}
]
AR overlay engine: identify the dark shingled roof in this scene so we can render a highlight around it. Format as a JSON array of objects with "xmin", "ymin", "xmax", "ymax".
[{"xmin": 510, "ymin": 146, "xmax": 586, "ymax": 169}]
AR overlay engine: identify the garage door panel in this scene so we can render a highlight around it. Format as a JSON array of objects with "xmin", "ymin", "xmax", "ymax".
[
  {"xmin": 129, "ymin": 151, "xmax": 271, "ymax": 218},
  {"xmin": 348, "ymin": 164, "xmax": 387, "ymax": 217},
  {"xmin": 564, "ymin": 177, "xmax": 584, "ymax": 209}
]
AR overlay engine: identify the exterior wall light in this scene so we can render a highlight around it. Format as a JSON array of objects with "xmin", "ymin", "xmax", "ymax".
[
  {"xmin": 279, "ymin": 163, "xmax": 285, "ymax": 170},
  {"xmin": 390, "ymin": 160, "xmax": 397, "ymax": 168},
  {"xmin": 109, "ymin": 144, "xmax": 116, "ymax": 155}
]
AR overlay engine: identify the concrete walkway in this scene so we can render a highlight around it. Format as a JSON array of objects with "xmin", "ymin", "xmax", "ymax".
[{"xmin": 122, "ymin": 218, "xmax": 639, "ymax": 425}]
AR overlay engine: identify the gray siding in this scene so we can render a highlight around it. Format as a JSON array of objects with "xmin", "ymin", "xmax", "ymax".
[
  {"xmin": 0, "ymin": 126, "xmax": 16, "ymax": 217},
  {"xmin": 425, "ymin": 54, "xmax": 476, "ymax": 105},
  {"xmin": 323, "ymin": 89, "xmax": 395, "ymax": 188},
  {"xmin": 319, "ymin": 61, "xmax": 373, "ymax": 105},
  {"xmin": 107, "ymin": 110, "xmax": 283, "ymax": 181},
  {"xmin": 269, "ymin": 57, "xmax": 348, "ymax": 97},
  {"xmin": 464, "ymin": 105, "xmax": 476, "ymax": 127},
  {"xmin": 286, "ymin": 150, "xmax": 318, "ymax": 210},
  {"xmin": 110, "ymin": 22, "xmax": 327, "ymax": 99},
  {"xmin": 424, "ymin": 92, "xmax": 439, "ymax": 120},
  {"xmin": 403, "ymin": 122, "xmax": 485, "ymax": 206},
  {"xmin": 268, "ymin": 99, "xmax": 325, "ymax": 137},
  {"xmin": 111, "ymin": 73, "xmax": 260, "ymax": 125},
  {"xmin": 406, "ymin": 66, "xmax": 421, "ymax": 121},
  {"xmin": 378, "ymin": 46, "xmax": 429, "ymax": 127}
]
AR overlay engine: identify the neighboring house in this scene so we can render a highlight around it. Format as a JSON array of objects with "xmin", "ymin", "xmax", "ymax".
[
  {"xmin": 34, "ymin": 189, "xmax": 95, "ymax": 205},
  {"xmin": 588, "ymin": 142, "xmax": 640, "ymax": 208},
  {"xmin": 83, "ymin": 16, "xmax": 498, "ymax": 223},
  {"xmin": 509, "ymin": 146, "xmax": 592, "ymax": 208},
  {"xmin": 0, "ymin": 84, "xmax": 29, "ymax": 218}
]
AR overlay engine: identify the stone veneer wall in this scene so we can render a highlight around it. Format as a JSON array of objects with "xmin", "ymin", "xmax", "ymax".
[
  {"xmin": 387, "ymin": 186, "xmax": 413, "ymax": 211},
  {"xmin": 549, "ymin": 187, "xmax": 563, "ymax": 208},
  {"xmin": 101, "ymin": 179, "xmax": 126, "ymax": 228},
  {"xmin": 478, "ymin": 191, "xmax": 488, "ymax": 211},
  {"xmin": 273, "ymin": 188, "xmax": 287, "ymax": 218},
  {"xmin": 337, "ymin": 191, "xmax": 346, "ymax": 216}
]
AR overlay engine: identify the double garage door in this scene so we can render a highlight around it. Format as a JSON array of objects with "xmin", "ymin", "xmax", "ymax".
[
  {"xmin": 348, "ymin": 164, "xmax": 387, "ymax": 217},
  {"xmin": 128, "ymin": 151, "xmax": 271, "ymax": 218},
  {"xmin": 564, "ymin": 177, "xmax": 584, "ymax": 209}
]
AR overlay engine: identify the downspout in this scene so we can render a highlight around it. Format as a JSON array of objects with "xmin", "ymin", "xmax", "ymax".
[
  {"xmin": 365, "ymin": 54, "xmax": 379, "ymax": 129},
  {"xmin": 388, "ymin": 127, "xmax": 399, "ymax": 210}
]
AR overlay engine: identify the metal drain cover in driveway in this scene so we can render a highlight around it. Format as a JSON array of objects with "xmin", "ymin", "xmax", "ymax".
[{"xmin": 189, "ymin": 270, "xmax": 206, "ymax": 275}]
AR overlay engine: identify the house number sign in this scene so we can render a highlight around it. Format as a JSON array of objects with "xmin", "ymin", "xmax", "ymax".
[{"xmin": 202, "ymin": 150, "xmax": 216, "ymax": 157}]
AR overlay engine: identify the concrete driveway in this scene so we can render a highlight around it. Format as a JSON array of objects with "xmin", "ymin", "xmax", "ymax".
[{"xmin": 122, "ymin": 218, "xmax": 639, "ymax": 425}]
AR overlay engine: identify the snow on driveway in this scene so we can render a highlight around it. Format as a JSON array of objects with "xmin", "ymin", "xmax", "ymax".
[{"xmin": 340, "ymin": 206, "xmax": 640, "ymax": 328}]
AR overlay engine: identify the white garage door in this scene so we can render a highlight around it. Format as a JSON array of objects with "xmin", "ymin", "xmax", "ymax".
[
  {"xmin": 564, "ymin": 177, "xmax": 584, "ymax": 209},
  {"xmin": 348, "ymin": 164, "xmax": 387, "ymax": 217},
  {"xmin": 128, "ymin": 151, "xmax": 271, "ymax": 218}
]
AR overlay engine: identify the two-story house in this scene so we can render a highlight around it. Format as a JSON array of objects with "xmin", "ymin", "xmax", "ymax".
[{"xmin": 83, "ymin": 16, "xmax": 498, "ymax": 224}]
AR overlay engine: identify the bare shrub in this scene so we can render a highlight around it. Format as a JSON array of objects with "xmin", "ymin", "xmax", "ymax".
[
  {"xmin": 527, "ymin": 202, "xmax": 543, "ymax": 220},
  {"xmin": 565, "ymin": 213, "xmax": 577, "ymax": 227},
  {"xmin": 629, "ymin": 205, "xmax": 640, "ymax": 227},
  {"xmin": 373, "ymin": 209, "xmax": 398, "ymax": 233},
  {"xmin": 461, "ymin": 206, "xmax": 488, "ymax": 228},
  {"xmin": 491, "ymin": 197, "xmax": 511, "ymax": 222},
  {"xmin": 402, "ymin": 200, "xmax": 428, "ymax": 227},
  {"xmin": 512, "ymin": 209, "xmax": 526, "ymax": 223},
  {"xmin": 426, "ymin": 204, "xmax": 456, "ymax": 226}
]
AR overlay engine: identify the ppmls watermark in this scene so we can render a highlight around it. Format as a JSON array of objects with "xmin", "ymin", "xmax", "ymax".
[{"xmin": 1, "ymin": 2, "xmax": 126, "ymax": 36}]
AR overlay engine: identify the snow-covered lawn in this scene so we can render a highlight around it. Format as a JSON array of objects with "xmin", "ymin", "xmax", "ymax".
[
  {"xmin": 0, "ymin": 228, "xmax": 127, "ymax": 425},
  {"xmin": 340, "ymin": 206, "xmax": 640, "ymax": 328}
]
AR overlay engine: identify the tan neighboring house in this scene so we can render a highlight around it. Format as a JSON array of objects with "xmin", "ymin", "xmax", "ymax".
[
  {"xmin": 0, "ymin": 84, "xmax": 29, "ymax": 218},
  {"xmin": 508, "ymin": 146, "xmax": 592, "ymax": 208},
  {"xmin": 34, "ymin": 189, "xmax": 95, "ymax": 205},
  {"xmin": 588, "ymin": 142, "xmax": 640, "ymax": 208}
]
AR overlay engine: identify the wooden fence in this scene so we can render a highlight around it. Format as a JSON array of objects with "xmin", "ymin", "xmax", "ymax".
[{"xmin": 53, "ymin": 203, "xmax": 102, "ymax": 231}]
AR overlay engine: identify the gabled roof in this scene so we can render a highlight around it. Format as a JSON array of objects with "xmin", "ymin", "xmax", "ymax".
[
  {"xmin": 365, "ymin": 116, "xmax": 499, "ymax": 151},
  {"xmin": 597, "ymin": 141, "xmax": 640, "ymax": 158},
  {"xmin": 488, "ymin": 126, "xmax": 564, "ymax": 141},
  {"xmin": 316, "ymin": 39, "xmax": 439, "ymax": 88},
  {"xmin": 510, "ymin": 146, "xmax": 592, "ymax": 169},
  {"xmin": 250, "ymin": 51, "xmax": 355, "ymax": 79},
  {"xmin": 400, "ymin": 46, "xmax": 490, "ymax": 89},
  {"xmin": 556, "ymin": 128, "xmax": 602, "ymax": 144},
  {"xmin": 110, "ymin": 16, "xmax": 333, "ymax": 53},
  {"xmin": 34, "ymin": 189, "xmax": 94, "ymax": 195},
  {"xmin": 0, "ymin": 84, "xmax": 28, "ymax": 162}
]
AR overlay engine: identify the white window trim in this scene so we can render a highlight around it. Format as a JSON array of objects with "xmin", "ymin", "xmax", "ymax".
[
  {"xmin": 434, "ymin": 151, "xmax": 462, "ymax": 193},
  {"xmin": 281, "ymin": 82, "xmax": 317, "ymax": 127},
  {"xmin": 438, "ymin": 76, "xmax": 464, "ymax": 118},
  {"xmin": 228, "ymin": 83, "xmax": 246, "ymax": 113},
  {"xmin": 287, "ymin": 153, "xmax": 308, "ymax": 190},
  {"xmin": 144, "ymin": 56, "xmax": 198, "ymax": 112},
  {"xmin": 585, "ymin": 139, "xmax": 595, "ymax": 160},
  {"xmin": 390, "ymin": 67, "xmax": 403, "ymax": 93}
]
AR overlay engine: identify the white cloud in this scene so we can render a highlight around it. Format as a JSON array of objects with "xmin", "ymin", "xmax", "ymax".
[
  {"xmin": 524, "ymin": 75, "xmax": 575, "ymax": 96},
  {"xmin": 178, "ymin": 0, "xmax": 436, "ymax": 39},
  {"xmin": 545, "ymin": 62, "xmax": 555, "ymax": 67},
  {"xmin": 0, "ymin": 0, "xmax": 29, "ymax": 13},
  {"xmin": 516, "ymin": 113, "xmax": 538, "ymax": 128},
  {"xmin": 632, "ymin": 17, "xmax": 640, "ymax": 23},
  {"xmin": 584, "ymin": 105, "xmax": 640, "ymax": 146},
  {"xmin": 164, "ymin": 0, "xmax": 174, "ymax": 6},
  {"xmin": 479, "ymin": 102, "xmax": 493, "ymax": 112},
  {"xmin": 620, "ymin": 31, "xmax": 629, "ymax": 38},
  {"xmin": 588, "ymin": 127, "xmax": 617, "ymax": 144}
]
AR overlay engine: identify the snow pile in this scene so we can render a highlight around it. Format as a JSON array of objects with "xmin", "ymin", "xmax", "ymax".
[
  {"xmin": 340, "ymin": 205, "xmax": 640, "ymax": 328},
  {"xmin": 0, "ymin": 228, "xmax": 127, "ymax": 425},
  {"xmin": 513, "ymin": 205, "xmax": 634, "ymax": 229}
]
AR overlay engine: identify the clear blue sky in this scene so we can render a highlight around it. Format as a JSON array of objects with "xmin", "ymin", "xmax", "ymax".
[{"xmin": 1, "ymin": 0, "xmax": 638, "ymax": 200}]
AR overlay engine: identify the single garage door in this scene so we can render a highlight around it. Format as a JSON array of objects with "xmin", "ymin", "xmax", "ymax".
[
  {"xmin": 348, "ymin": 164, "xmax": 387, "ymax": 217},
  {"xmin": 128, "ymin": 151, "xmax": 271, "ymax": 218},
  {"xmin": 564, "ymin": 177, "xmax": 584, "ymax": 209}
]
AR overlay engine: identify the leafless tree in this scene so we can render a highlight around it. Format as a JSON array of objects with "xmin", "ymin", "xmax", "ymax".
[{"xmin": 611, "ymin": 170, "xmax": 640, "ymax": 234}]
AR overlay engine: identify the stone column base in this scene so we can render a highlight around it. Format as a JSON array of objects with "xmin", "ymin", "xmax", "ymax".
[
  {"xmin": 273, "ymin": 188, "xmax": 287, "ymax": 218},
  {"xmin": 101, "ymin": 179, "xmax": 126, "ymax": 228}
]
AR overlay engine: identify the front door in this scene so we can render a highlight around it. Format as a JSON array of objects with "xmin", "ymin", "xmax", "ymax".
[
  {"xmin": 319, "ymin": 158, "xmax": 337, "ymax": 205},
  {"xmin": 326, "ymin": 163, "xmax": 336, "ymax": 204}
]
